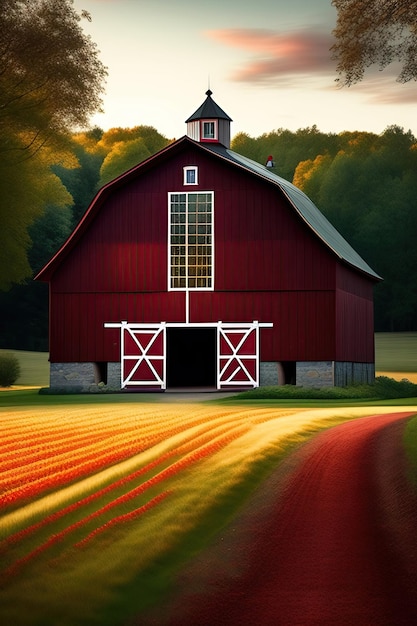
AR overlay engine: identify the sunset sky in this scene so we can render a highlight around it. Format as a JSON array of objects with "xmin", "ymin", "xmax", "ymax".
[{"xmin": 73, "ymin": 0, "xmax": 417, "ymax": 140}]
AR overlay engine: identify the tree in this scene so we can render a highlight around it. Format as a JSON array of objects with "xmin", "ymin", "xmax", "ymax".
[
  {"xmin": 54, "ymin": 132, "xmax": 105, "ymax": 226},
  {"xmin": 99, "ymin": 139, "xmax": 151, "ymax": 187},
  {"xmin": 0, "ymin": 0, "xmax": 107, "ymax": 158},
  {"xmin": 97, "ymin": 127, "xmax": 169, "ymax": 187},
  {"xmin": 0, "ymin": 201, "xmax": 74, "ymax": 350},
  {"xmin": 332, "ymin": 0, "xmax": 417, "ymax": 84},
  {"xmin": 0, "ymin": 0, "xmax": 107, "ymax": 289},
  {"xmin": 0, "ymin": 154, "xmax": 74, "ymax": 290}
]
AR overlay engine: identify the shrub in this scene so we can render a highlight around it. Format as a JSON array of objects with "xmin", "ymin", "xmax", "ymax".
[
  {"xmin": 0, "ymin": 353, "xmax": 21, "ymax": 387},
  {"xmin": 230, "ymin": 377, "xmax": 417, "ymax": 401},
  {"xmin": 373, "ymin": 376, "xmax": 417, "ymax": 399}
]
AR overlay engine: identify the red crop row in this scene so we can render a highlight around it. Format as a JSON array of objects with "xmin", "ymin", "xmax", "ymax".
[
  {"xmin": 1, "ymin": 424, "xmax": 247, "ymax": 582},
  {"xmin": 1, "ymin": 420, "xmax": 246, "ymax": 555},
  {"xmin": 0, "ymin": 413, "xmax": 243, "ymax": 510}
]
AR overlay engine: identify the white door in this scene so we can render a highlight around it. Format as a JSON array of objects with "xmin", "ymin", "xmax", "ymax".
[
  {"xmin": 217, "ymin": 323, "xmax": 259, "ymax": 388},
  {"xmin": 121, "ymin": 324, "xmax": 166, "ymax": 389}
]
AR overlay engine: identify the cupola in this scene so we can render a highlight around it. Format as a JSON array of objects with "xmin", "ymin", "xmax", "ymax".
[{"xmin": 185, "ymin": 90, "xmax": 232, "ymax": 148}]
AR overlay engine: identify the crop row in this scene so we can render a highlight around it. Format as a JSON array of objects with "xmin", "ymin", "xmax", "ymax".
[
  {"xmin": 0, "ymin": 406, "xmax": 278, "ymax": 510},
  {"xmin": 1, "ymin": 412, "xmax": 250, "ymax": 583}
]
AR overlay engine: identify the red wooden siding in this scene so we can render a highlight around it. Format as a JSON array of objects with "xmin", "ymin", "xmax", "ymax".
[
  {"xmin": 335, "ymin": 265, "xmax": 375, "ymax": 361},
  {"xmin": 46, "ymin": 143, "xmax": 376, "ymax": 364},
  {"xmin": 49, "ymin": 290, "xmax": 335, "ymax": 363},
  {"xmin": 335, "ymin": 289, "xmax": 374, "ymax": 361}
]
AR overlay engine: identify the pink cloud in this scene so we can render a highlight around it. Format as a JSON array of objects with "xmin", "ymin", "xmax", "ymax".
[{"xmin": 206, "ymin": 28, "xmax": 335, "ymax": 83}]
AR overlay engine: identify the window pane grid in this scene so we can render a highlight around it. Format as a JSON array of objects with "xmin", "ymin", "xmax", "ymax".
[{"xmin": 169, "ymin": 192, "xmax": 213, "ymax": 290}]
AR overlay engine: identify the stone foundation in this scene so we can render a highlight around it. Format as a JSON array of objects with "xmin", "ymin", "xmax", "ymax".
[
  {"xmin": 296, "ymin": 361, "xmax": 375, "ymax": 388},
  {"xmin": 260, "ymin": 362, "xmax": 284, "ymax": 386},
  {"xmin": 50, "ymin": 362, "xmax": 121, "ymax": 392},
  {"xmin": 49, "ymin": 360, "xmax": 375, "ymax": 392},
  {"xmin": 296, "ymin": 361, "xmax": 334, "ymax": 388}
]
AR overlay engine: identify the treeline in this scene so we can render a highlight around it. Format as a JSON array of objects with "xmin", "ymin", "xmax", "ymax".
[{"xmin": 1, "ymin": 124, "xmax": 416, "ymax": 351}]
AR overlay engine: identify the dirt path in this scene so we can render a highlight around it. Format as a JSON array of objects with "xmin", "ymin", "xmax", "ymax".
[{"xmin": 143, "ymin": 411, "xmax": 417, "ymax": 626}]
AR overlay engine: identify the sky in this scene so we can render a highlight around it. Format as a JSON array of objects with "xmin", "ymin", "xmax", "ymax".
[{"xmin": 72, "ymin": 0, "xmax": 417, "ymax": 140}]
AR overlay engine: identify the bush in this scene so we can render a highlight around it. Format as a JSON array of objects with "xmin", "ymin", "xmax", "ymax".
[
  {"xmin": 0, "ymin": 353, "xmax": 21, "ymax": 387},
  {"xmin": 230, "ymin": 377, "xmax": 417, "ymax": 401},
  {"xmin": 373, "ymin": 376, "xmax": 417, "ymax": 399}
]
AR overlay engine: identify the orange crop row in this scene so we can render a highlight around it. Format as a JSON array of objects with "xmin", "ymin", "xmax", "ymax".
[
  {"xmin": 0, "ymin": 411, "xmax": 244, "ymax": 510},
  {"xmin": 1, "ymin": 420, "xmax": 248, "ymax": 583}
]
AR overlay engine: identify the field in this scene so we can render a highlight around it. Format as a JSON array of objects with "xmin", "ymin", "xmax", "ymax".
[
  {"xmin": 0, "ymin": 333, "xmax": 416, "ymax": 624},
  {"xmin": 375, "ymin": 332, "xmax": 417, "ymax": 381}
]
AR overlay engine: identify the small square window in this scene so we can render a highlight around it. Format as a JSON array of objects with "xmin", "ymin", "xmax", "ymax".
[
  {"xmin": 203, "ymin": 121, "xmax": 216, "ymax": 139},
  {"xmin": 184, "ymin": 166, "xmax": 198, "ymax": 185}
]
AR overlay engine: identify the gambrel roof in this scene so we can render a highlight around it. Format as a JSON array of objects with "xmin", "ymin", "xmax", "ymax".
[{"xmin": 36, "ymin": 135, "xmax": 381, "ymax": 282}]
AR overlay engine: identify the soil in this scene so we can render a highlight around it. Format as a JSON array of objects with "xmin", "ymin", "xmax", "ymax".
[{"xmin": 139, "ymin": 411, "xmax": 417, "ymax": 626}]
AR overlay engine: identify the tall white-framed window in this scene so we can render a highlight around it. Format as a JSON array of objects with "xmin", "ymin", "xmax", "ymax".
[
  {"xmin": 183, "ymin": 166, "xmax": 198, "ymax": 185},
  {"xmin": 168, "ymin": 192, "xmax": 214, "ymax": 290},
  {"xmin": 202, "ymin": 120, "xmax": 217, "ymax": 140}
]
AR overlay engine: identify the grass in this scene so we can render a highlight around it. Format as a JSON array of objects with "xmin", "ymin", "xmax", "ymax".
[
  {"xmin": 375, "ymin": 332, "xmax": 417, "ymax": 372},
  {"xmin": 0, "ymin": 348, "xmax": 49, "ymax": 387}
]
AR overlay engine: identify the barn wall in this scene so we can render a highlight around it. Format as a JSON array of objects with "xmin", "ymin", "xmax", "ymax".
[
  {"xmin": 48, "ymin": 289, "xmax": 335, "ymax": 363},
  {"xmin": 47, "ymin": 144, "xmax": 375, "ymax": 367},
  {"xmin": 335, "ymin": 265, "xmax": 375, "ymax": 362}
]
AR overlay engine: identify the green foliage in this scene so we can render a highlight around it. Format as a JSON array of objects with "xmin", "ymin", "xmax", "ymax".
[
  {"xmin": 0, "ymin": 353, "xmax": 21, "ymax": 386},
  {"xmin": 373, "ymin": 376, "xmax": 417, "ymax": 399},
  {"xmin": 0, "ymin": 0, "xmax": 106, "ymax": 291},
  {"xmin": 99, "ymin": 138, "xmax": 151, "ymax": 186},
  {"xmin": 230, "ymin": 124, "xmax": 417, "ymax": 331},
  {"xmin": 98, "ymin": 127, "xmax": 169, "ymax": 187},
  {"xmin": 0, "ymin": 0, "xmax": 107, "ymax": 156},
  {"xmin": 231, "ymin": 126, "xmax": 339, "ymax": 181},
  {"xmin": 53, "ymin": 138, "xmax": 105, "ymax": 226},
  {"xmin": 231, "ymin": 377, "xmax": 417, "ymax": 401},
  {"xmin": 0, "ymin": 156, "xmax": 74, "ymax": 290}
]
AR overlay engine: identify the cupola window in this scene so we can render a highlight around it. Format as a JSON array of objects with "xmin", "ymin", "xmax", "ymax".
[
  {"xmin": 202, "ymin": 120, "xmax": 216, "ymax": 140},
  {"xmin": 186, "ymin": 90, "xmax": 232, "ymax": 147}
]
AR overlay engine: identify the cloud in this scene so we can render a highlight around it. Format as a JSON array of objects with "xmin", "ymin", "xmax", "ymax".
[
  {"xmin": 206, "ymin": 28, "xmax": 336, "ymax": 84},
  {"xmin": 206, "ymin": 28, "xmax": 417, "ymax": 106}
]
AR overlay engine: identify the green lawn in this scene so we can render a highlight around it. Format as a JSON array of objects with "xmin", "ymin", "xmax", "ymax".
[
  {"xmin": 0, "ymin": 348, "xmax": 49, "ymax": 387},
  {"xmin": 375, "ymin": 332, "xmax": 417, "ymax": 372}
]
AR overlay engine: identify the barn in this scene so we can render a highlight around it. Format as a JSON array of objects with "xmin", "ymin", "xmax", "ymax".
[{"xmin": 35, "ymin": 90, "xmax": 381, "ymax": 392}]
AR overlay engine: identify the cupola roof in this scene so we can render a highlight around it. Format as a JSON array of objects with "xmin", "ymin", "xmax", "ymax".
[{"xmin": 185, "ymin": 89, "xmax": 232, "ymax": 123}]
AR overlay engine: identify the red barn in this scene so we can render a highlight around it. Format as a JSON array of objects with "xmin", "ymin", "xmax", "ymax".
[{"xmin": 36, "ymin": 91, "xmax": 381, "ymax": 392}]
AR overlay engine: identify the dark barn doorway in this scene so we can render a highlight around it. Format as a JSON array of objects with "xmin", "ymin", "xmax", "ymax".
[{"xmin": 166, "ymin": 327, "xmax": 216, "ymax": 388}]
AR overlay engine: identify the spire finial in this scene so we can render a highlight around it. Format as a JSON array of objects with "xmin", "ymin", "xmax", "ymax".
[{"xmin": 206, "ymin": 88, "xmax": 213, "ymax": 97}]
